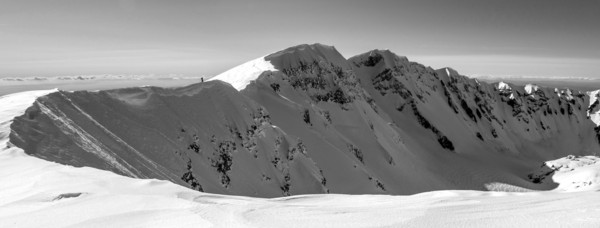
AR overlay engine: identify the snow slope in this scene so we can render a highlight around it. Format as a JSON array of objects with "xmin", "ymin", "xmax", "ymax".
[
  {"xmin": 2, "ymin": 158, "xmax": 600, "ymax": 228},
  {"xmin": 208, "ymin": 56, "xmax": 277, "ymax": 90},
  {"xmin": 3, "ymin": 148, "xmax": 600, "ymax": 228}
]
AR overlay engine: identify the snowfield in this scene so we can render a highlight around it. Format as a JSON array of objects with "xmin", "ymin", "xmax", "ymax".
[
  {"xmin": 209, "ymin": 56, "xmax": 278, "ymax": 90},
  {"xmin": 2, "ymin": 87, "xmax": 600, "ymax": 227}
]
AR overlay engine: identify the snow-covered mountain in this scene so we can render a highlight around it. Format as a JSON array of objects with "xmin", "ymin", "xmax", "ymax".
[
  {"xmin": 2, "ymin": 88, "xmax": 600, "ymax": 227},
  {"xmin": 7, "ymin": 43, "xmax": 600, "ymax": 197}
]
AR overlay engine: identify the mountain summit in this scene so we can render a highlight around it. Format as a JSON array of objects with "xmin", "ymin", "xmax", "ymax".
[{"xmin": 209, "ymin": 43, "xmax": 348, "ymax": 91}]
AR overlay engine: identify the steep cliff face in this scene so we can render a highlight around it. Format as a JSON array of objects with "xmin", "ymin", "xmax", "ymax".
[
  {"xmin": 237, "ymin": 44, "xmax": 600, "ymax": 193},
  {"xmin": 350, "ymin": 49, "xmax": 598, "ymax": 159},
  {"xmin": 9, "ymin": 44, "xmax": 600, "ymax": 196}
]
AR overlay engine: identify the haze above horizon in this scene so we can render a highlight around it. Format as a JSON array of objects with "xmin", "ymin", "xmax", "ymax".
[{"xmin": 1, "ymin": 0, "xmax": 599, "ymax": 78}]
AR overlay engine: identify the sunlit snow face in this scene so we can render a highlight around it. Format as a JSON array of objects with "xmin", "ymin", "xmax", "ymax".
[{"xmin": 208, "ymin": 56, "xmax": 278, "ymax": 91}]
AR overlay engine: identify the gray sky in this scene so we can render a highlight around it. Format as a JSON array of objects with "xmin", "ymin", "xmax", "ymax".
[{"xmin": 1, "ymin": 0, "xmax": 599, "ymax": 77}]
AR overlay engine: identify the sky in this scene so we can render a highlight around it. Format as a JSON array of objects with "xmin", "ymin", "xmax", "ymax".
[{"xmin": 0, "ymin": 0, "xmax": 599, "ymax": 78}]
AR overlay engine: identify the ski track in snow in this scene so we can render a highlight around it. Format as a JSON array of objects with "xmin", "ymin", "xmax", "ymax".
[
  {"xmin": 36, "ymin": 99, "xmax": 141, "ymax": 177},
  {"xmin": 57, "ymin": 92, "xmax": 175, "ymax": 180}
]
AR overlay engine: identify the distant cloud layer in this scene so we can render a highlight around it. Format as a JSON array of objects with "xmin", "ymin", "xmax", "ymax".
[{"xmin": 0, "ymin": 74, "xmax": 203, "ymax": 83}]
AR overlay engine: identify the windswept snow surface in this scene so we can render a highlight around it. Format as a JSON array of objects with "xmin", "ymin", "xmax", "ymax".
[
  {"xmin": 208, "ymin": 56, "xmax": 277, "ymax": 90},
  {"xmin": 1, "ymin": 149, "xmax": 600, "ymax": 226},
  {"xmin": 2, "ymin": 157, "xmax": 600, "ymax": 228}
]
